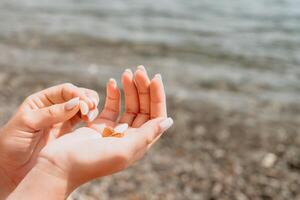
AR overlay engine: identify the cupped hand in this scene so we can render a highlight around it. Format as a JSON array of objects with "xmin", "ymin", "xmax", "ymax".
[
  {"xmin": 36, "ymin": 66, "xmax": 173, "ymax": 193},
  {"xmin": 0, "ymin": 83, "xmax": 99, "ymax": 185}
]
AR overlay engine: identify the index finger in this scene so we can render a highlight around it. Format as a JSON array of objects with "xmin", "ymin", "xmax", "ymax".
[{"xmin": 30, "ymin": 83, "xmax": 94, "ymax": 109}]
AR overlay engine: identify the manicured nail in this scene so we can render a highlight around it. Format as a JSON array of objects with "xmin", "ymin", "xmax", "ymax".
[
  {"xmin": 155, "ymin": 73, "xmax": 162, "ymax": 81},
  {"xmin": 114, "ymin": 123, "xmax": 128, "ymax": 133},
  {"xmin": 137, "ymin": 65, "xmax": 146, "ymax": 72},
  {"xmin": 91, "ymin": 97, "xmax": 99, "ymax": 108},
  {"xmin": 79, "ymin": 101, "xmax": 89, "ymax": 115},
  {"xmin": 159, "ymin": 117, "xmax": 173, "ymax": 132},
  {"xmin": 87, "ymin": 109, "xmax": 99, "ymax": 122},
  {"xmin": 125, "ymin": 68, "xmax": 132, "ymax": 74},
  {"xmin": 65, "ymin": 97, "xmax": 80, "ymax": 110},
  {"xmin": 109, "ymin": 78, "xmax": 117, "ymax": 88}
]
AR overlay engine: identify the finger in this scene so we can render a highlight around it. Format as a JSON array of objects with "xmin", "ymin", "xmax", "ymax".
[
  {"xmin": 98, "ymin": 78, "xmax": 121, "ymax": 122},
  {"xmin": 80, "ymin": 88, "xmax": 100, "ymax": 109},
  {"xmin": 132, "ymin": 65, "xmax": 151, "ymax": 127},
  {"xmin": 80, "ymin": 88, "xmax": 99, "ymax": 122},
  {"xmin": 150, "ymin": 74, "xmax": 167, "ymax": 118},
  {"xmin": 86, "ymin": 108, "xmax": 99, "ymax": 122},
  {"xmin": 25, "ymin": 97, "xmax": 80, "ymax": 130},
  {"xmin": 28, "ymin": 83, "xmax": 94, "ymax": 109},
  {"xmin": 127, "ymin": 117, "xmax": 173, "ymax": 154},
  {"xmin": 119, "ymin": 69, "xmax": 139, "ymax": 125}
]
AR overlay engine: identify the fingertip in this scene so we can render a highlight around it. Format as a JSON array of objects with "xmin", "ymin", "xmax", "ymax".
[
  {"xmin": 134, "ymin": 68, "xmax": 144, "ymax": 78},
  {"xmin": 79, "ymin": 100, "xmax": 89, "ymax": 115},
  {"xmin": 137, "ymin": 65, "xmax": 146, "ymax": 72},
  {"xmin": 91, "ymin": 97, "xmax": 99, "ymax": 109},
  {"xmin": 109, "ymin": 78, "xmax": 117, "ymax": 88},
  {"xmin": 107, "ymin": 78, "xmax": 121, "ymax": 99},
  {"xmin": 87, "ymin": 108, "xmax": 99, "ymax": 122},
  {"xmin": 122, "ymin": 69, "xmax": 133, "ymax": 83},
  {"xmin": 125, "ymin": 68, "xmax": 133, "ymax": 75},
  {"xmin": 154, "ymin": 73, "xmax": 162, "ymax": 81},
  {"xmin": 134, "ymin": 69, "xmax": 150, "ymax": 85},
  {"xmin": 65, "ymin": 97, "xmax": 80, "ymax": 110},
  {"xmin": 150, "ymin": 75, "xmax": 165, "ymax": 98},
  {"xmin": 159, "ymin": 117, "xmax": 173, "ymax": 133}
]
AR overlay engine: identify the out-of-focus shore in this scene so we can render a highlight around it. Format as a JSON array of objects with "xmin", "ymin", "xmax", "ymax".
[
  {"xmin": 1, "ymin": 0, "xmax": 300, "ymax": 199},
  {"xmin": 1, "ymin": 55, "xmax": 300, "ymax": 200}
]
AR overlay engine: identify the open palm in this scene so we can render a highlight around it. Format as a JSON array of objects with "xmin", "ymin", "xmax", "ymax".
[{"xmin": 37, "ymin": 67, "xmax": 172, "ymax": 191}]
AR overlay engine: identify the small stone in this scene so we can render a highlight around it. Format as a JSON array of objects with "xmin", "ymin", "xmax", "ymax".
[
  {"xmin": 261, "ymin": 153, "xmax": 277, "ymax": 168},
  {"xmin": 111, "ymin": 132, "xmax": 125, "ymax": 138},
  {"xmin": 102, "ymin": 127, "xmax": 114, "ymax": 137},
  {"xmin": 114, "ymin": 123, "xmax": 128, "ymax": 133}
]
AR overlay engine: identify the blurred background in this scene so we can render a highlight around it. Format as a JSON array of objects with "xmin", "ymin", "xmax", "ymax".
[{"xmin": 0, "ymin": 0, "xmax": 300, "ymax": 199}]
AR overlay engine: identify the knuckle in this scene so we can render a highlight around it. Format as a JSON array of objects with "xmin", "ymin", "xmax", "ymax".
[
  {"xmin": 19, "ymin": 112, "xmax": 37, "ymax": 130},
  {"xmin": 47, "ymin": 108, "xmax": 56, "ymax": 118},
  {"xmin": 62, "ymin": 83, "xmax": 78, "ymax": 93}
]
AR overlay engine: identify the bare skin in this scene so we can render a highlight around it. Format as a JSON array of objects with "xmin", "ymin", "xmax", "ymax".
[
  {"xmin": 1, "ymin": 66, "xmax": 173, "ymax": 200},
  {"xmin": 0, "ymin": 83, "xmax": 99, "ymax": 199}
]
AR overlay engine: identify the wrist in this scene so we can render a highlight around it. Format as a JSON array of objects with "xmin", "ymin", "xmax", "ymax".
[
  {"xmin": 8, "ymin": 158, "xmax": 71, "ymax": 200},
  {"xmin": 0, "ymin": 127, "xmax": 17, "ymax": 199},
  {"xmin": 0, "ymin": 166, "xmax": 16, "ymax": 199}
]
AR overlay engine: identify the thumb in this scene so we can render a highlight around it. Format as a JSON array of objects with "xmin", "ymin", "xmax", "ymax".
[
  {"xmin": 129, "ymin": 117, "xmax": 173, "ymax": 150},
  {"xmin": 29, "ymin": 97, "xmax": 80, "ymax": 129}
]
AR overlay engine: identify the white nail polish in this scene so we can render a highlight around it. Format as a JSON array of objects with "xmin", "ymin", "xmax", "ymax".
[
  {"xmin": 79, "ymin": 101, "xmax": 89, "ymax": 115},
  {"xmin": 114, "ymin": 123, "xmax": 128, "ymax": 133},
  {"xmin": 155, "ymin": 73, "xmax": 162, "ymax": 80},
  {"xmin": 65, "ymin": 97, "xmax": 80, "ymax": 110},
  {"xmin": 109, "ymin": 78, "xmax": 117, "ymax": 87},
  {"xmin": 137, "ymin": 65, "xmax": 146, "ymax": 72},
  {"xmin": 125, "ymin": 68, "xmax": 132, "ymax": 74},
  {"xmin": 159, "ymin": 118, "xmax": 173, "ymax": 132},
  {"xmin": 87, "ymin": 109, "xmax": 99, "ymax": 122},
  {"xmin": 91, "ymin": 97, "xmax": 98, "ymax": 108}
]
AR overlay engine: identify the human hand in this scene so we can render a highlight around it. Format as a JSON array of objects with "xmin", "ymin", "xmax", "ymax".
[
  {"xmin": 28, "ymin": 66, "xmax": 173, "ymax": 197},
  {"xmin": 0, "ymin": 83, "xmax": 99, "ymax": 192}
]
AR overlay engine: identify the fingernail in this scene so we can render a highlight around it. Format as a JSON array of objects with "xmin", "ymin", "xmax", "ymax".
[
  {"xmin": 114, "ymin": 123, "xmax": 128, "ymax": 133},
  {"xmin": 159, "ymin": 117, "xmax": 173, "ymax": 132},
  {"xmin": 137, "ymin": 65, "xmax": 146, "ymax": 72},
  {"xmin": 109, "ymin": 78, "xmax": 117, "ymax": 88},
  {"xmin": 80, "ymin": 101, "xmax": 89, "ymax": 115},
  {"xmin": 91, "ymin": 97, "xmax": 98, "ymax": 108},
  {"xmin": 87, "ymin": 109, "xmax": 99, "ymax": 122},
  {"xmin": 155, "ymin": 73, "xmax": 162, "ymax": 81},
  {"xmin": 65, "ymin": 97, "xmax": 80, "ymax": 110},
  {"xmin": 125, "ymin": 68, "xmax": 132, "ymax": 74}
]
